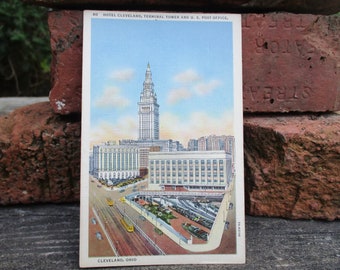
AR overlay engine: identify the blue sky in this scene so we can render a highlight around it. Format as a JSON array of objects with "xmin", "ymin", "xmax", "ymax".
[{"xmin": 89, "ymin": 14, "xmax": 235, "ymax": 146}]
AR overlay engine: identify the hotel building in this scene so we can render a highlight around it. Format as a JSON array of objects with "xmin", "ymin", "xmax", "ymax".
[{"xmin": 92, "ymin": 142, "xmax": 140, "ymax": 180}]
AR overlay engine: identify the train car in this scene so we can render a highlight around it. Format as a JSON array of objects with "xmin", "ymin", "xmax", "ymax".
[
  {"xmin": 120, "ymin": 217, "xmax": 134, "ymax": 232},
  {"xmin": 106, "ymin": 197, "xmax": 114, "ymax": 206}
]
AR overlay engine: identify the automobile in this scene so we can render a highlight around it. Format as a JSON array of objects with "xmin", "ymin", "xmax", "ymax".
[
  {"xmin": 139, "ymin": 215, "xmax": 146, "ymax": 221},
  {"xmin": 91, "ymin": 218, "xmax": 97, "ymax": 224},
  {"xmin": 95, "ymin": 232, "xmax": 103, "ymax": 240},
  {"xmin": 229, "ymin": 203, "xmax": 233, "ymax": 210},
  {"xmin": 97, "ymin": 185, "xmax": 102, "ymax": 188}
]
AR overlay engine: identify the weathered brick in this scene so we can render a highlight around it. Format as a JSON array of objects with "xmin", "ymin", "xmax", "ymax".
[
  {"xmin": 48, "ymin": 10, "xmax": 83, "ymax": 115},
  {"xmin": 48, "ymin": 11, "xmax": 340, "ymax": 114},
  {"xmin": 244, "ymin": 113, "xmax": 340, "ymax": 220},
  {"xmin": 242, "ymin": 13, "xmax": 340, "ymax": 112},
  {"xmin": 0, "ymin": 102, "xmax": 80, "ymax": 204},
  {"xmin": 1, "ymin": 102, "xmax": 339, "ymax": 221}
]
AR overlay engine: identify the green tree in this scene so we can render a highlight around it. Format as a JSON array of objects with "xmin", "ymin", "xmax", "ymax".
[{"xmin": 0, "ymin": 0, "xmax": 50, "ymax": 96}]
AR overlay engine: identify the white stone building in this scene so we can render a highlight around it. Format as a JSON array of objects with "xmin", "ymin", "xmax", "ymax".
[
  {"xmin": 148, "ymin": 150, "xmax": 232, "ymax": 191},
  {"xmin": 92, "ymin": 142, "xmax": 140, "ymax": 180}
]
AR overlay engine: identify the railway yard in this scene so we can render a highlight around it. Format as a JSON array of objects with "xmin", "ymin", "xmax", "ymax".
[{"xmin": 88, "ymin": 176, "xmax": 236, "ymax": 257}]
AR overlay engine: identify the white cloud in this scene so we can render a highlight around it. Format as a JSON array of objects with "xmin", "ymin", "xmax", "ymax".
[
  {"xmin": 160, "ymin": 110, "xmax": 233, "ymax": 146},
  {"xmin": 94, "ymin": 86, "xmax": 130, "ymax": 108},
  {"xmin": 194, "ymin": 79, "xmax": 222, "ymax": 96},
  {"xmin": 90, "ymin": 116, "xmax": 137, "ymax": 146},
  {"xmin": 174, "ymin": 69, "xmax": 200, "ymax": 84},
  {"xmin": 167, "ymin": 87, "xmax": 192, "ymax": 105},
  {"xmin": 110, "ymin": 68, "xmax": 135, "ymax": 81},
  {"xmin": 169, "ymin": 69, "xmax": 222, "ymax": 105}
]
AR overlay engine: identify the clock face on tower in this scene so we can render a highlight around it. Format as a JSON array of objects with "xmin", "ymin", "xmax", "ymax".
[{"xmin": 141, "ymin": 106, "xmax": 150, "ymax": 112}]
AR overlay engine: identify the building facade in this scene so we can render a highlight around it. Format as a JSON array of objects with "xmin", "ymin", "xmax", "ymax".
[
  {"xmin": 92, "ymin": 142, "xmax": 140, "ymax": 180},
  {"xmin": 148, "ymin": 151, "xmax": 232, "ymax": 191},
  {"xmin": 189, "ymin": 135, "xmax": 235, "ymax": 154}
]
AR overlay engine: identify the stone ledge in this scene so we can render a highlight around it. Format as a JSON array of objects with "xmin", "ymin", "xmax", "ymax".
[
  {"xmin": 23, "ymin": 0, "xmax": 340, "ymax": 15},
  {"xmin": 0, "ymin": 97, "xmax": 48, "ymax": 116}
]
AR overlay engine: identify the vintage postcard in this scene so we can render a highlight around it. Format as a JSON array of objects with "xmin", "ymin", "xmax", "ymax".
[{"xmin": 80, "ymin": 10, "xmax": 244, "ymax": 267}]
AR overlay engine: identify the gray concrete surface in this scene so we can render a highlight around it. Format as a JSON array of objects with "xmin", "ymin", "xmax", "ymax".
[
  {"xmin": 0, "ymin": 97, "xmax": 49, "ymax": 115},
  {"xmin": 0, "ymin": 203, "xmax": 338, "ymax": 269}
]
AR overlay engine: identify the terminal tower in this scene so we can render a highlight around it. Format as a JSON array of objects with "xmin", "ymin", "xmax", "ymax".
[{"xmin": 138, "ymin": 63, "xmax": 160, "ymax": 140}]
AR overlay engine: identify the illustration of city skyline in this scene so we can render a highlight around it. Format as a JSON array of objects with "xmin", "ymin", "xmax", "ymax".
[
  {"xmin": 89, "ymin": 16, "xmax": 235, "ymax": 147},
  {"xmin": 81, "ymin": 11, "xmax": 245, "ymax": 267},
  {"xmin": 91, "ymin": 63, "xmax": 234, "ymax": 151}
]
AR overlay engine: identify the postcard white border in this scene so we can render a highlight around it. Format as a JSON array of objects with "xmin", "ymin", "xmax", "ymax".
[{"xmin": 80, "ymin": 10, "xmax": 244, "ymax": 268}]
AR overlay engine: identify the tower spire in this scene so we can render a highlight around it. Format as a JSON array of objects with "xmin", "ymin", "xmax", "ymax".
[{"xmin": 142, "ymin": 62, "xmax": 155, "ymax": 98}]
